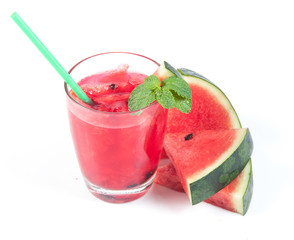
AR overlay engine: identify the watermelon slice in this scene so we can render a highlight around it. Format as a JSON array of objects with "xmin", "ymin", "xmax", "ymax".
[
  {"xmin": 156, "ymin": 156, "xmax": 253, "ymax": 214},
  {"xmin": 164, "ymin": 128, "xmax": 253, "ymax": 205},
  {"xmin": 154, "ymin": 64, "xmax": 254, "ymax": 215}
]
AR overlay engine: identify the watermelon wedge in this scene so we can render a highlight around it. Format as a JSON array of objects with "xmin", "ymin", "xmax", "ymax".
[
  {"xmin": 164, "ymin": 128, "xmax": 253, "ymax": 205},
  {"xmin": 156, "ymin": 156, "xmax": 253, "ymax": 214},
  {"xmin": 205, "ymin": 159, "xmax": 253, "ymax": 214},
  {"xmin": 154, "ymin": 63, "xmax": 254, "ymax": 215}
]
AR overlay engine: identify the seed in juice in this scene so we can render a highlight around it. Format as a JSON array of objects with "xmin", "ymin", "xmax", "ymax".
[
  {"xmin": 126, "ymin": 183, "xmax": 139, "ymax": 189},
  {"xmin": 144, "ymin": 168, "xmax": 156, "ymax": 182},
  {"xmin": 110, "ymin": 83, "xmax": 118, "ymax": 90}
]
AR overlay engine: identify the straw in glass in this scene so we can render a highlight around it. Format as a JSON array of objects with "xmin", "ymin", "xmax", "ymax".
[{"xmin": 11, "ymin": 12, "xmax": 93, "ymax": 105}]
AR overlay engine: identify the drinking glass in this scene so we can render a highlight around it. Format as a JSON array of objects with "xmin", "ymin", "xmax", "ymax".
[{"xmin": 65, "ymin": 52, "xmax": 167, "ymax": 203}]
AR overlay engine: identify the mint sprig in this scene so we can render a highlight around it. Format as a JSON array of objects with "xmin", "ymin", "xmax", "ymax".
[{"xmin": 128, "ymin": 75, "xmax": 192, "ymax": 113}]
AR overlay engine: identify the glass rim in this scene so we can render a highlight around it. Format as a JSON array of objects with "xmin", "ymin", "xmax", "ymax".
[{"xmin": 64, "ymin": 52, "xmax": 160, "ymax": 115}]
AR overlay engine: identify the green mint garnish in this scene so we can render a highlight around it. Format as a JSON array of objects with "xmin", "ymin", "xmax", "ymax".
[{"xmin": 128, "ymin": 75, "xmax": 192, "ymax": 113}]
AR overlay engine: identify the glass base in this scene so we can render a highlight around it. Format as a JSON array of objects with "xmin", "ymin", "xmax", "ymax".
[{"xmin": 85, "ymin": 173, "xmax": 156, "ymax": 203}]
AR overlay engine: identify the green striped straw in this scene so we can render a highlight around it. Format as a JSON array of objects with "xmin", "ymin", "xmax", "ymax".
[{"xmin": 11, "ymin": 12, "xmax": 93, "ymax": 105}]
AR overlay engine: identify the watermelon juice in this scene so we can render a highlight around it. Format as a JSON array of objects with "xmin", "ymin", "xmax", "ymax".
[{"xmin": 65, "ymin": 52, "xmax": 167, "ymax": 203}]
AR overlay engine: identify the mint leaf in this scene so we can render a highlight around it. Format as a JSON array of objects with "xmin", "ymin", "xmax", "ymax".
[
  {"xmin": 128, "ymin": 66, "xmax": 192, "ymax": 114},
  {"xmin": 144, "ymin": 75, "xmax": 161, "ymax": 90},
  {"xmin": 155, "ymin": 88, "xmax": 175, "ymax": 109},
  {"xmin": 162, "ymin": 76, "xmax": 191, "ymax": 99},
  {"xmin": 173, "ymin": 92, "xmax": 192, "ymax": 114},
  {"xmin": 128, "ymin": 84, "xmax": 156, "ymax": 111}
]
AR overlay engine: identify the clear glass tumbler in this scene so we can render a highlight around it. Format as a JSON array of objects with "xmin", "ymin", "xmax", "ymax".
[{"xmin": 65, "ymin": 52, "xmax": 167, "ymax": 203}]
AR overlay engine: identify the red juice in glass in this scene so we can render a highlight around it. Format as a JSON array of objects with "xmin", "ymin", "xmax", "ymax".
[{"xmin": 65, "ymin": 52, "xmax": 167, "ymax": 203}]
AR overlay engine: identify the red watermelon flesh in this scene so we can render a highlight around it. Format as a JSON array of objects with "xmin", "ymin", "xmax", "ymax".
[
  {"xmin": 166, "ymin": 77, "xmax": 241, "ymax": 134},
  {"xmin": 165, "ymin": 130, "xmax": 237, "ymax": 187},
  {"xmin": 157, "ymin": 159, "xmax": 184, "ymax": 192}
]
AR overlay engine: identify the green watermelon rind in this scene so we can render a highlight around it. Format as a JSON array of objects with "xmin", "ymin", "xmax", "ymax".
[
  {"xmin": 178, "ymin": 68, "xmax": 211, "ymax": 82},
  {"xmin": 242, "ymin": 160, "xmax": 253, "ymax": 215},
  {"xmin": 188, "ymin": 128, "xmax": 253, "ymax": 205},
  {"xmin": 156, "ymin": 61, "xmax": 183, "ymax": 79}
]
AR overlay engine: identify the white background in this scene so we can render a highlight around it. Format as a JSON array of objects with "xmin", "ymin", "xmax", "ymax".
[{"xmin": 1, "ymin": 0, "xmax": 293, "ymax": 239}]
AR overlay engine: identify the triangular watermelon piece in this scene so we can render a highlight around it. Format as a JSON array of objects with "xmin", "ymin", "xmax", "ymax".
[{"xmin": 164, "ymin": 129, "xmax": 253, "ymax": 205}]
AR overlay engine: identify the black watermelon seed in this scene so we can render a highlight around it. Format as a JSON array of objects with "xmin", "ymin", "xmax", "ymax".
[
  {"xmin": 184, "ymin": 133, "xmax": 193, "ymax": 141},
  {"xmin": 110, "ymin": 84, "xmax": 117, "ymax": 90}
]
